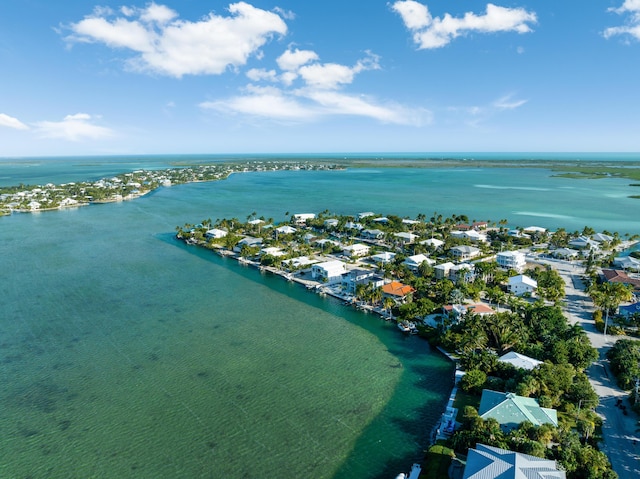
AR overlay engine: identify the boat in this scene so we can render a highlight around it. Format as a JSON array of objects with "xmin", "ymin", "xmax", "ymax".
[{"xmin": 397, "ymin": 322, "xmax": 411, "ymax": 332}]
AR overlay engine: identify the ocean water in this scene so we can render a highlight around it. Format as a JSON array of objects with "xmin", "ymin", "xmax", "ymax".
[{"xmin": 1, "ymin": 156, "xmax": 639, "ymax": 479}]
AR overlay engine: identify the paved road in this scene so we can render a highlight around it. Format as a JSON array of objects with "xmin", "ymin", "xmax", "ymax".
[{"xmin": 548, "ymin": 260, "xmax": 640, "ymax": 479}]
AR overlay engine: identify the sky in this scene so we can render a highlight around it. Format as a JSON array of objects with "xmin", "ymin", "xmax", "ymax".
[{"xmin": 1, "ymin": 0, "xmax": 640, "ymax": 157}]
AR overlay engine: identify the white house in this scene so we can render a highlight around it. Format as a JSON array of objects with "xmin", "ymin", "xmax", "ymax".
[
  {"xmin": 451, "ymin": 230, "xmax": 487, "ymax": 243},
  {"xmin": 613, "ymin": 255, "xmax": 640, "ymax": 272},
  {"xmin": 496, "ymin": 251, "xmax": 526, "ymax": 272},
  {"xmin": 403, "ymin": 254, "xmax": 435, "ymax": 272},
  {"xmin": 370, "ymin": 252, "xmax": 396, "ymax": 264},
  {"xmin": 498, "ymin": 352, "xmax": 543, "ymax": 371},
  {"xmin": 569, "ymin": 236, "xmax": 600, "ymax": 250},
  {"xmin": 311, "ymin": 260, "xmax": 347, "ymax": 283},
  {"xmin": 341, "ymin": 269, "xmax": 385, "ymax": 294},
  {"xmin": 358, "ymin": 212, "xmax": 375, "ymax": 220},
  {"xmin": 205, "ymin": 228, "xmax": 228, "ymax": 239},
  {"xmin": 275, "ymin": 225, "xmax": 297, "ymax": 235},
  {"xmin": 344, "ymin": 221, "xmax": 363, "ymax": 231},
  {"xmin": 293, "ymin": 213, "xmax": 315, "ymax": 225},
  {"xmin": 434, "ymin": 262, "xmax": 456, "ymax": 280},
  {"xmin": 394, "ymin": 232, "xmax": 419, "ymax": 244},
  {"xmin": 552, "ymin": 248, "xmax": 579, "ymax": 260},
  {"xmin": 343, "ymin": 243, "xmax": 370, "ymax": 258},
  {"xmin": 420, "ymin": 238, "xmax": 444, "ymax": 250},
  {"xmin": 450, "ymin": 245, "xmax": 481, "ymax": 261},
  {"xmin": 463, "ymin": 444, "xmax": 565, "ymax": 479},
  {"xmin": 260, "ymin": 247, "xmax": 285, "ymax": 257},
  {"xmin": 508, "ymin": 275, "xmax": 537, "ymax": 296}
]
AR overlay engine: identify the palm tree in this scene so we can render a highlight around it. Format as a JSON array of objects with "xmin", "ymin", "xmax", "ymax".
[{"xmin": 589, "ymin": 281, "xmax": 633, "ymax": 337}]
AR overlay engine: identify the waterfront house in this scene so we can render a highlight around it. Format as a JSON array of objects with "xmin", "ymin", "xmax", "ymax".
[
  {"xmin": 293, "ymin": 213, "xmax": 315, "ymax": 225},
  {"xmin": 372, "ymin": 216, "xmax": 389, "ymax": 224},
  {"xmin": 498, "ymin": 351, "xmax": 543, "ymax": 371},
  {"xmin": 613, "ymin": 255, "xmax": 640, "ymax": 272},
  {"xmin": 205, "ymin": 228, "xmax": 228, "ymax": 239},
  {"xmin": 507, "ymin": 274, "xmax": 537, "ymax": 296},
  {"xmin": 442, "ymin": 303, "xmax": 494, "ymax": 323},
  {"xmin": 381, "ymin": 281, "xmax": 415, "ymax": 304},
  {"xmin": 591, "ymin": 232, "xmax": 614, "ymax": 243},
  {"xmin": 523, "ymin": 226, "xmax": 547, "ymax": 234},
  {"xmin": 496, "ymin": 251, "xmax": 526, "ymax": 273},
  {"xmin": 463, "ymin": 444, "xmax": 565, "ymax": 479},
  {"xmin": 357, "ymin": 212, "xmax": 375, "ymax": 220},
  {"xmin": 233, "ymin": 236, "xmax": 263, "ymax": 252},
  {"xmin": 450, "ymin": 245, "xmax": 481, "ymax": 261},
  {"xmin": 403, "ymin": 254, "xmax": 435, "ymax": 272},
  {"xmin": 569, "ymin": 236, "xmax": 600, "ymax": 250},
  {"xmin": 342, "ymin": 243, "xmax": 370, "ymax": 258},
  {"xmin": 478, "ymin": 390, "xmax": 558, "ymax": 432},
  {"xmin": 311, "ymin": 260, "xmax": 347, "ymax": 284},
  {"xmin": 472, "ymin": 221, "xmax": 488, "ymax": 230},
  {"xmin": 247, "ymin": 218, "xmax": 264, "ymax": 225},
  {"xmin": 341, "ymin": 269, "xmax": 384, "ymax": 294},
  {"xmin": 260, "ymin": 247, "xmax": 285, "ymax": 257},
  {"xmin": 281, "ymin": 256, "xmax": 319, "ymax": 271}
]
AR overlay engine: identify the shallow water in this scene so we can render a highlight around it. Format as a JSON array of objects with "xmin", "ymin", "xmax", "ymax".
[{"xmin": 1, "ymin": 157, "xmax": 638, "ymax": 478}]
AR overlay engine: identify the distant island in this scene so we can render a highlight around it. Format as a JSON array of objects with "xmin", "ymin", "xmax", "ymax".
[
  {"xmin": 2, "ymin": 157, "xmax": 640, "ymax": 216},
  {"xmin": 0, "ymin": 160, "xmax": 342, "ymax": 215}
]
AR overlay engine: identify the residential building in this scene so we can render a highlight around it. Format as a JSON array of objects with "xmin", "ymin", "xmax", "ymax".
[
  {"xmin": 601, "ymin": 269, "xmax": 640, "ymax": 293},
  {"xmin": 403, "ymin": 254, "xmax": 435, "ymax": 272},
  {"xmin": 498, "ymin": 351, "xmax": 543, "ymax": 371},
  {"xmin": 361, "ymin": 228, "xmax": 385, "ymax": 240},
  {"xmin": 507, "ymin": 274, "xmax": 537, "ymax": 296},
  {"xmin": 205, "ymin": 228, "xmax": 228, "ymax": 239},
  {"xmin": 496, "ymin": 251, "xmax": 526, "ymax": 272},
  {"xmin": 434, "ymin": 262, "xmax": 455, "ymax": 280},
  {"xmin": 393, "ymin": 232, "xmax": 418, "ymax": 244},
  {"xmin": 323, "ymin": 218, "xmax": 339, "ymax": 228},
  {"xmin": 419, "ymin": 237, "xmax": 444, "ymax": 250},
  {"xmin": 381, "ymin": 281, "xmax": 415, "ymax": 304},
  {"xmin": 370, "ymin": 251, "xmax": 396, "ymax": 264},
  {"xmin": 275, "ymin": 225, "xmax": 297, "ymax": 235},
  {"xmin": 478, "ymin": 390, "xmax": 558, "ymax": 432},
  {"xmin": 442, "ymin": 303, "xmax": 494, "ymax": 323},
  {"xmin": 357, "ymin": 211, "xmax": 374, "ymax": 220},
  {"xmin": 341, "ymin": 269, "xmax": 384, "ymax": 294},
  {"xmin": 463, "ymin": 444, "xmax": 565, "ymax": 479},
  {"xmin": 451, "ymin": 230, "xmax": 487, "ymax": 243},
  {"xmin": 342, "ymin": 243, "xmax": 370, "ymax": 258},
  {"xmin": 311, "ymin": 260, "xmax": 347, "ymax": 283},
  {"xmin": 569, "ymin": 236, "xmax": 600, "ymax": 250},
  {"xmin": 293, "ymin": 213, "xmax": 315, "ymax": 225},
  {"xmin": 450, "ymin": 245, "xmax": 481, "ymax": 261}
]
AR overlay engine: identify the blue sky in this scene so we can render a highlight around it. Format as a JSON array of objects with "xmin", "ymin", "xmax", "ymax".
[{"xmin": 1, "ymin": 0, "xmax": 640, "ymax": 156}]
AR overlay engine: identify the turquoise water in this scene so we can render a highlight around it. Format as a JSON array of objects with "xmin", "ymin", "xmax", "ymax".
[{"xmin": 1, "ymin": 156, "xmax": 639, "ymax": 478}]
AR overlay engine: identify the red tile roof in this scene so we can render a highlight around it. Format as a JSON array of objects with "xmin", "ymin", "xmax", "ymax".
[{"xmin": 382, "ymin": 281, "xmax": 415, "ymax": 297}]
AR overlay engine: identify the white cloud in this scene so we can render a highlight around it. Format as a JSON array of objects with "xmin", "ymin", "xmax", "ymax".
[
  {"xmin": 200, "ymin": 47, "xmax": 420, "ymax": 124},
  {"xmin": 604, "ymin": 1, "xmax": 640, "ymax": 41},
  {"xmin": 493, "ymin": 93, "xmax": 527, "ymax": 110},
  {"xmin": 246, "ymin": 68, "xmax": 278, "ymax": 82},
  {"xmin": 65, "ymin": 2, "xmax": 287, "ymax": 77},
  {"xmin": 276, "ymin": 48, "xmax": 319, "ymax": 71},
  {"xmin": 0, "ymin": 113, "xmax": 29, "ymax": 130},
  {"xmin": 392, "ymin": 1, "xmax": 537, "ymax": 49},
  {"xmin": 201, "ymin": 86, "xmax": 318, "ymax": 121},
  {"xmin": 34, "ymin": 113, "xmax": 114, "ymax": 141}
]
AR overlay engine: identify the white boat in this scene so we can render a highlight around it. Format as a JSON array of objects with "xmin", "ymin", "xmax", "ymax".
[{"xmin": 397, "ymin": 322, "xmax": 411, "ymax": 332}]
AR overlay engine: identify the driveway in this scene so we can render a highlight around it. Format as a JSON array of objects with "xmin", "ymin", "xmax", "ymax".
[{"xmin": 552, "ymin": 262, "xmax": 640, "ymax": 479}]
